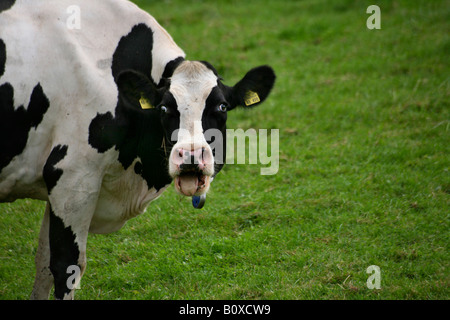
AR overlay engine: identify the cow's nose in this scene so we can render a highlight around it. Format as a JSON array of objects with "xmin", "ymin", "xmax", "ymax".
[
  {"xmin": 172, "ymin": 147, "xmax": 210, "ymax": 171},
  {"xmin": 169, "ymin": 145, "xmax": 215, "ymax": 196}
]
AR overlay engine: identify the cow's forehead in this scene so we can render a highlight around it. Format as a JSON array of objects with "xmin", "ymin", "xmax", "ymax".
[{"xmin": 169, "ymin": 61, "xmax": 218, "ymax": 110}]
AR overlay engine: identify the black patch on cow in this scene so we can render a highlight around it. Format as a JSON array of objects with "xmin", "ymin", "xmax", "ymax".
[
  {"xmin": 43, "ymin": 145, "xmax": 68, "ymax": 194},
  {"xmin": 0, "ymin": 39, "xmax": 6, "ymax": 77},
  {"xmin": 88, "ymin": 111, "xmax": 126, "ymax": 153},
  {"xmin": 0, "ymin": 83, "xmax": 50, "ymax": 172},
  {"xmin": 48, "ymin": 205, "xmax": 80, "ymax": 299},
  {"xmin": 0, "ymin": 0, "xmax": 15, "ymax": 13},
  {"xmin": 89, "ymin": 108, "xmax": 172, "ymax": 190},
  {"xmin": 202, "ymin": 85, "xmax": 227, "ymax": 177},
  {"xmin": 89, "ymin": 23, "xmax": 175, "ymax": 191},
  {"xmin": 159, "ymin": 90, "xmax": 180, "ymax": 143},
  {"xmin": 134, "ymin": 161, "xmax": 143, "ymax": 175},
  {"xmin": 111, "ymin": 23, "xmax": 154, "ymax": 83}
]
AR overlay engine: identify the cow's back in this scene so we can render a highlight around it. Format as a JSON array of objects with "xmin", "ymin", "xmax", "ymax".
[{"xmin": 0, "ymin": 0, "xmax": 185, "ymax": 202}]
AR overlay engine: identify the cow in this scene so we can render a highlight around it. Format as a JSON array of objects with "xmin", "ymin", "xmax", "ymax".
[{"xmin": 0, "ymin": 0, "xmax": 275, "ymax": 299}]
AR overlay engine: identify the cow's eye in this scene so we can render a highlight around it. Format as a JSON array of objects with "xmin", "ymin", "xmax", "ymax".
[
  {"xmin": 160, "ymin": 105, "xmax": 168, "ymax": 113},
  {"xmin": 218, "ymin": 104, "xmax": 227, "ymax": 112}
]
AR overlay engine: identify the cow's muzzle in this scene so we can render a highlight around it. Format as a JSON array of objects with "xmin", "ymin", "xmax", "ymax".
[{"xmin": 169, "ymin": 146, "xmax": 214, "ymax": 196}]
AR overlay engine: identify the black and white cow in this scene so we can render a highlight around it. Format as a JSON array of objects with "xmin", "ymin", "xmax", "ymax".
[{"xmin": 0, "ymin": 0, "xmax": 275, "ymax": 299}]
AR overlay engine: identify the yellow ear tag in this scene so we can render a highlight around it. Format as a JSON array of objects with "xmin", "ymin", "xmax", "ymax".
[
  {"xmin": 139, "ymin": 95, "xmax": 153, "ymax": 109},
  {"xmin": 244, "ymin": 90, "xmax": 260, "ymax": 106}
]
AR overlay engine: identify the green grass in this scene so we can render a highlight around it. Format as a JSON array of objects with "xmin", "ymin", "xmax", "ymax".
[{"xmin": 1, "ymin": 0, "xmax": 449, "ymax": 299}]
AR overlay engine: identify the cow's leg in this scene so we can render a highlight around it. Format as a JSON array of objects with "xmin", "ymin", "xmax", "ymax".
[
  {"xmin": 48, "ymin": 203, "xmax": 88, "ymax": 300},
  {"xmin": 46, "ymin": 186, "xmax": 99, "ymax": 299},
  {"xmin": 41, "ymin": 145, "xmax": 100, "ymax": 299},
  {"xmin": 30, "ymin": 202, "xmax": 53, "ymax": 300}
]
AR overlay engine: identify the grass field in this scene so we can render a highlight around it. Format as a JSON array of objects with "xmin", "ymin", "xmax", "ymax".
[{"xmin": 0, "ymin": 0, "xmax": 449, "ymax": 299}]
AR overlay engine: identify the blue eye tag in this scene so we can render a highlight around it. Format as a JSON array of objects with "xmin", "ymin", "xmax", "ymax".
[{"xmin": 192, "ymin": 194, "xmax": 206, "ymax": 209}]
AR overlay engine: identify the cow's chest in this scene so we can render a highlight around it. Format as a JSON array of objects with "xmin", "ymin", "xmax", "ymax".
[{"xmin": 89, "ymin": 159, "xmax": 170, "ymax": 234}]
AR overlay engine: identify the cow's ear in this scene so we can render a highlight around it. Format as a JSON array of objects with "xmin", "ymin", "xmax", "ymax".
[
  {"xmin": 226, "ymin": 65, "xmax": 275, "ymax": 110},
  {"xmin": 117, "ymin": 70, "xmax": 162, "ymax": 111}
]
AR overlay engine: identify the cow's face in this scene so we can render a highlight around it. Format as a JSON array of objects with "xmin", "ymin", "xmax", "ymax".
[{"xmin": 117, "ymin": 60, "xmax": 275, "ymax": 196}]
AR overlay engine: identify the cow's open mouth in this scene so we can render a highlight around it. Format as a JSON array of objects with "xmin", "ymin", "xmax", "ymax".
[{"xmin": 175, "ymin": 172, "xmax": 210, "ymax": 196}]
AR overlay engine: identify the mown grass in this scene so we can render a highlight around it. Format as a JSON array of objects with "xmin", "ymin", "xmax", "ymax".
[{"xmin": 0, "ymin": 0, "xmax": 449, "ymax": 299}]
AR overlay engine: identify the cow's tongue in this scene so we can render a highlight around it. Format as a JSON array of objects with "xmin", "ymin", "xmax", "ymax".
[{"xmin": 177, "ymin": 175, "xmax": 199, "ymax": 196}]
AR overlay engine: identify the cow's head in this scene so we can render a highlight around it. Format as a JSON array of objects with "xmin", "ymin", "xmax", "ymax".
[{"xmin": 117, "ymin": 60, "xmax": 275, "ymax": 197}]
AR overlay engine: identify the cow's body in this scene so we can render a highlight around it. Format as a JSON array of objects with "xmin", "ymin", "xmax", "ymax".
[
  {"xmin": 0, "ymin": 0, "xmax": 275, "ymax": 299},
  {"xmin": 0, "ymin": 0, "xmax": 183, "ymax": 227}
]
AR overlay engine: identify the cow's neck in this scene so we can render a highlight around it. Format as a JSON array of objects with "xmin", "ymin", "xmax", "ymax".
[{"xmin": 121, "ymin": 110, "xmax": 172, "ymax": 191}]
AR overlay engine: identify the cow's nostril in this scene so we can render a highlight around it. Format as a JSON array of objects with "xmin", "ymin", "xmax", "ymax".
[{"xmin": 171, "ymin": 146, "xmax": 213, "ymax": 176}]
